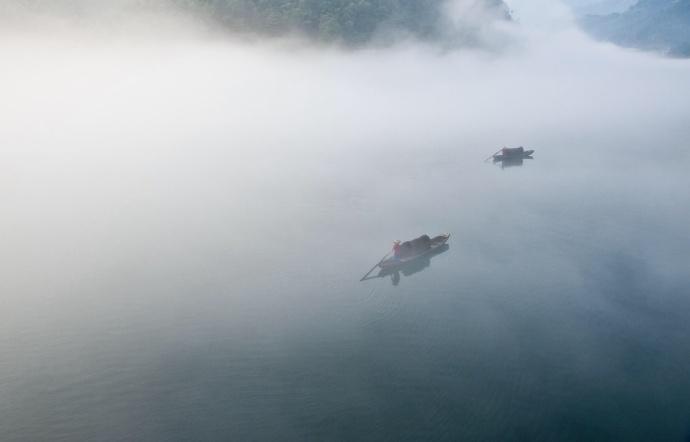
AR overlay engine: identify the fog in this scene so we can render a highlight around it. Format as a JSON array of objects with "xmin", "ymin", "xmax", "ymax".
[{"xmin": 2, "ymin": 0, "xmax": 690, "ymax": 440}]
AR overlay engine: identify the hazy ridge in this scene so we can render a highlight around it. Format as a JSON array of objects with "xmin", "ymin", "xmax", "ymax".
[
  {"xmin": 581, "ymin": 0, "xmax": 690, "ymax": 57},
  {"xmin": 561, "ymin": 0, "xmax": 635, "ymax": 16}
]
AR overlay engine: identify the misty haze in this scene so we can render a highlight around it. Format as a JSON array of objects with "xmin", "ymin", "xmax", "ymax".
[{"xmin": 2, "ymin": 0, "xmax": 690, "ymax": 440}]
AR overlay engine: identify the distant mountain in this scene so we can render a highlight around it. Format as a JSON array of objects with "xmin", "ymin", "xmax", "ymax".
[
  {"xmin": 562, "ymin": 0, "xmax": 636, "ymax": 16},
  {"xmin": 581, "ymin": 0, "xmax": 690, "ymax": 57},
  {"xmin": 178, "ymin": 0, "xmax": 511, "ymax": 46}
]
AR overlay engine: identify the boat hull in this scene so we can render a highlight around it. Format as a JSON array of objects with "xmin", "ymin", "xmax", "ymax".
[
  {"xmin": 494, "ymin": 150, "xmax": 534, "ymax": 161},
  {"xmin": 379, "ymin": 234, "xmax": 450, "ymax": 270}
]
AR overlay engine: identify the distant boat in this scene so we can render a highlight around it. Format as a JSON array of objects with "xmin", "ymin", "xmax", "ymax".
[
  {"xmin": 379, "ymin": 234, "xmax": 451, "ymax": 271},
  {"xmin": 493, "ymin": 146, "xmax": 535, "ymax": 162}
]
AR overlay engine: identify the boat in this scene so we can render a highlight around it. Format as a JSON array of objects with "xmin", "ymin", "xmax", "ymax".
[
  {"xmin": 493, "ymin": 147, "xmax": 534, "ymax": 162},
  {"xmin": 379, "ymin": 234, "xmax": 451, "ymax": 271}
]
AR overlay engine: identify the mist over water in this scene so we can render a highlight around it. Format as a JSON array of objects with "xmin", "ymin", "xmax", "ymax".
[{"xmin": 2, "ymin": 1, "xmax": 690, "ymax": 440}]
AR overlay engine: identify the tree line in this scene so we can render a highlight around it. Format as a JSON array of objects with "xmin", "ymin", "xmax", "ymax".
[{"xmin": 180, "ymin": 0, "xmax": 507, "ymax": 45}]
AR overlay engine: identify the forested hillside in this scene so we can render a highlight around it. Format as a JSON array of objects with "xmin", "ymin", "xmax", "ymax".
[
  {"xmin": 582, "ymin": 0, "xmax": 690, "ymax": 57},
  {"xmin": 180, "ymin": 0, "xmax": 511, "ymax": 45}
]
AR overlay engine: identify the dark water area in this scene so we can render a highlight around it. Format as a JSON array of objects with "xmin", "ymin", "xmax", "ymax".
[{"xmin": 2, "ymin": 125, "xmax": 690, "ymax": 441}]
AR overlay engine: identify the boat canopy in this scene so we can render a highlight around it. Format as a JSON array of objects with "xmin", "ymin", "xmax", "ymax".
[{"xmin": 502, "ymin": 147, "xmax": 524, "ymax": 155}]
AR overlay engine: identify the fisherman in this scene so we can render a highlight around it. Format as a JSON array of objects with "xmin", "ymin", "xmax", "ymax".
[{"xmin": 393, "ymin": 240, "xmax": 402, "ymax": 260}]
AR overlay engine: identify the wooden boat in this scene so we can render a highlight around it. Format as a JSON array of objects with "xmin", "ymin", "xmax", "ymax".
[
  {"xmin": 379, "ymin": 234, "xmax": 450, "ymax": 271},
  {"xmin": 493, "ymin": 147, "xmax": 534, "ymax": 162}
]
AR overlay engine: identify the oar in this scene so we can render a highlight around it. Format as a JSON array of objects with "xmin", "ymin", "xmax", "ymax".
[
  {"xmin": 484, "ymin": 147, "xmax": 504, "ymax": 162},
  {"xmin": 360, "ymin": 251, "xmax": 392, "ymax": 282}
]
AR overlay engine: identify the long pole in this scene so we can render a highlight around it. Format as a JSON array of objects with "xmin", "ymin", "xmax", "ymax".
[
  {"xmin": 484, "ymin": 147, "xmax": 504, "ymax": 162},
  {"xmin": 360, "ymin": 251, "xmax": 392, "ymax": 281}
]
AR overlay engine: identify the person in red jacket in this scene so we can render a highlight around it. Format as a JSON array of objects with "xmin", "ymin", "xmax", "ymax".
[{"xmin": 393, "ymin": 240, "xmax": 402, "ymax": 260}]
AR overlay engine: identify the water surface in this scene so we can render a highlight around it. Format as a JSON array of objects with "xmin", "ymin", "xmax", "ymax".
[{"xmin": 2, "ymin": 31, "xmax": 690, "ymax": 441}]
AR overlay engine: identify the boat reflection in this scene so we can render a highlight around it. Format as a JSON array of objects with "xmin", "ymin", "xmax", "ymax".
[
  {"xmin": 364, "ymin": 244, "xmax": 450, "ymax": 286},
  {"xmin": 493, "ymin": 154, "xmax": 534, "ymax": 169}
]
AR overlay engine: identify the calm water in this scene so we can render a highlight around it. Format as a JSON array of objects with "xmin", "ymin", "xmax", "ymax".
[
  {"xmin": 2, "ymin": 33, "xmax": 690, "ymax": 441},
  {"xmin": 3, "ymin": 130, "xmax": 690, "ymax": 441}
]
